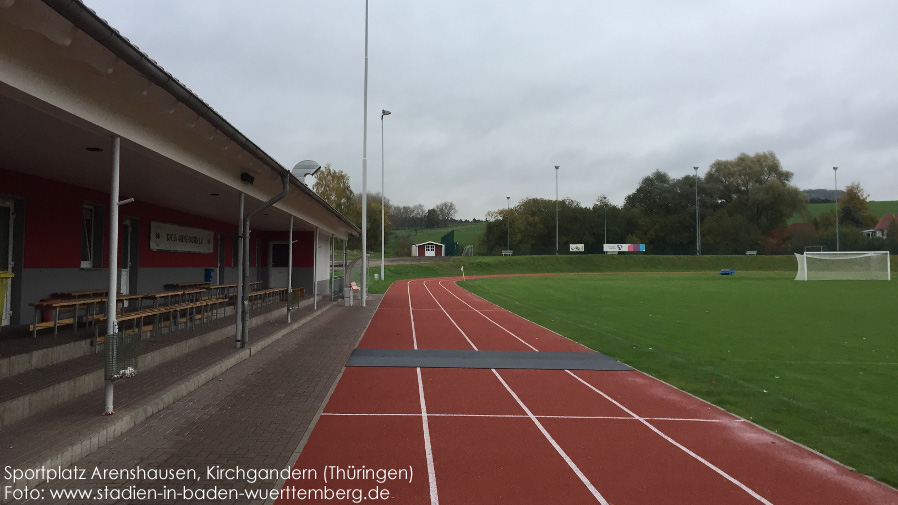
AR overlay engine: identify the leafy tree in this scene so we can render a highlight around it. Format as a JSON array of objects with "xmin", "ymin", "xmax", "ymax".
[
  {"xmin": 838, "ymin": 182, "xmax": 877, "ymax": 228},
  {"xmin": 433, "ymin": 201, "xmax": 458, "ymax": 227},
  {"xmin": 623, "ymin": 171, "xmax": 700, "ymax": 254},
  {"xmin": 704, "ymin": 151, "xmax": 806, "ymax": 236},
  {"xmin": 701, "ymin": 211, "xmax": 762, "ymax": 254},
  {"xmin": 312, "ymin": 163, "xmax": 355, "ymax": 216}
]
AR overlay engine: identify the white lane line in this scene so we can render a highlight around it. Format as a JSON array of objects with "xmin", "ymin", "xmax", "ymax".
[
  {"xmin": 425, "ymin": 280, "xmax": 607, "ymax": 502},
  {"xmin": 417, "ymin": 367, "xmax": 439, "ymax": 505},
  {"xmin": 422, "ymin": 281, "xmax": 479, "ymax": 350},
  {"xmin": 566, "ymin": 371, "xmax": 775, "ymax": 505},
  {"xmin": 492, "ymin": 369, "xmax": 609, "ymax": 505},
  {"xmin": 438, "ymin": 281, "xmax": 539, "ymax": 351},
  {"xmin": 322, "ymin": 412, "xmax": 743, "ymax": 422},
  {"xmin": 408, "ymin": 282, "xmax": 438, "ymax": 504},
  {"xmin": 408, "ymin": 281, "xmax": 418, "ymax": 350}
]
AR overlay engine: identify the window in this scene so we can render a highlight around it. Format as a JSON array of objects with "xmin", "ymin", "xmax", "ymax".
[
  {"xmin": 81, "ymin": 205, "xmax": 94, "ymax": 268},
  {"xmin": 81, "ymin": 204, "xmax": 103, "ymax": 268},
  {"xmin": 425, "ymin": 244, "xmax": 436, "ymax": 253}
]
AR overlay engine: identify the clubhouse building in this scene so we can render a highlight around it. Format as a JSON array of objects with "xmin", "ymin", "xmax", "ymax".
[{"xmin": 0, "ymin": 0, "xmax": 358, "ymax": 332}]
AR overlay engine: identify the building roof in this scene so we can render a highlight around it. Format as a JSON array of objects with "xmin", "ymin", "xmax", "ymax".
[
  {"xmin": 413, "ymin": 241, "xmax": 444, "ymax": 247},
  {"xmin": 1, "ymin": 0, "xmax": 358, "ymax": 237},
  {"xmin": 873, "ymin": 213, "xmax": 898, "ymax": 231}
]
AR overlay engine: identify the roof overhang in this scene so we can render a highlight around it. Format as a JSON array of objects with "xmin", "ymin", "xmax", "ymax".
[{"xmin": 0, "ymin": 0, "xmax": 359, "ymax": 238}]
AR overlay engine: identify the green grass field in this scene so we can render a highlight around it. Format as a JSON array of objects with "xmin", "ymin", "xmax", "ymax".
[
  {"xmin": 788, "ymin": 200, "xmax": 898, "ymax": 225},
  {"xmin": 368, "ymin": 254, "xmax": 805, "ymax": 294},
  {"xmin": 459, "ymin": 272, "xmax": 898, "ymax": 487}
]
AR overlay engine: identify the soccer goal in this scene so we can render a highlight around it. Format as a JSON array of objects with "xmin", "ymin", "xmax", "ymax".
[{"xmin": 795, "ymin": 251, "xmax": 891, "ymax": 281}]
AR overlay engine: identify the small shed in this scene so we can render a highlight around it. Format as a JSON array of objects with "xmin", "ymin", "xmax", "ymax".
[{"xmin": 412, "ymin": 241, "xmax": 445, "ymax": 257}]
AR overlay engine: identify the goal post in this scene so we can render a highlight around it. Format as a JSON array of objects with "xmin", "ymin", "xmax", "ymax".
[{"xmin": 795, "ymin": 251, "xmax": 891, "ymax": 281}]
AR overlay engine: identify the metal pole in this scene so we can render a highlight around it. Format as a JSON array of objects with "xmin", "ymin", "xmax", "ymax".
[
  {"xmin": 235, "ymin": 193, "xmax": 244, "ymax": 347},
  {"xmin": 694, "ymin": 166, "xmax": 700, "ymax": 256},
  {"xmin": 555, "ymin": 165, "xmax": 558, "ymax": 255},
  {"xmin": 506, "ymin": 196, "xmax": 510, "ymax": 251},
  {"xmin": 314, "ymin": 227, "xmax": 319, "ymax": 310},
  {"xmin": 361, "ymin": 0, "xmax": 369, "ymax": 307},
  {"xmin": 242, "ymin": 175, "xmax": 289, "ymax": 348},
  {"xmin": 604, "ymin": 202, "xmax": 607, "ymax": 247},
  {"xmin": 834, "ymin": 166, "xmax": 839, "ymax": 251},
  {"xmin": 380, "ymin": 110, "xmax": 389, "ymax": 281},
  {"xmin": 287, "ymin": 215, "xmax": 293, "ymax": 323},
  {"xmin": 104, "ymin": 135, "xmax": 121, "ymax": 415}
]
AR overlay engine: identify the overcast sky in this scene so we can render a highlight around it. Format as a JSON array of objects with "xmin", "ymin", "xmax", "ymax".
[{"xmin": 83, "ymin": 0, "xmax": 898, "ymax": 220}]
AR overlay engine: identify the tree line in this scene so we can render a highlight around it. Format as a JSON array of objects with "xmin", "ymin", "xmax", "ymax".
[
  {"xmin": 482, "ymin": 151, "xmax": 898, "ymax": 255},
  {"xmin": 312, "ymin": 163, "xmax": 462, "ymax": 252}
]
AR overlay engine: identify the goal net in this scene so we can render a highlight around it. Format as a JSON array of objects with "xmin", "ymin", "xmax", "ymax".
[{"xmin": 795, "ymin": 251, "xmax": 891, "ymax": 281}]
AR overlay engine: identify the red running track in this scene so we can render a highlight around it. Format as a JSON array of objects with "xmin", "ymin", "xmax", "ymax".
[{"xmin": 277, "ymin": 278, "xmax": 898, "ymax": 504}]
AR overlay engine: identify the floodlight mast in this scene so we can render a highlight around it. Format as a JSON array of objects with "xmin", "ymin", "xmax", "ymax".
[
  {"xmin": 506, "ymin": 196, "xmax": 511, "ymax": 252},
  {"xmin": 555, "ymin": 165, "xmax": 559, "ymax": 256},
  {"xmin": 834, "ymin": 166, "xmax": 839, "ymax": 252},
  {"xmin": 694, "ymin": 166, "xmax": 700, "ymax": 255},
  {"xmin": 380, "ymin": 109, "xmax": 390, "ymax": 281}
]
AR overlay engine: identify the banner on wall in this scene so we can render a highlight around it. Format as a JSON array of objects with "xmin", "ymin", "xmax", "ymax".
[
  {"xmin": 603, "ymin": 243, "xmax": 646, "ymax": 252},
  {"xmin": 569, "ymin": 244, "xmax": 585, "ymax": 252},
  {"xmin": 149, "ymin": 221, "xmax": 214, "ymax": 254}
]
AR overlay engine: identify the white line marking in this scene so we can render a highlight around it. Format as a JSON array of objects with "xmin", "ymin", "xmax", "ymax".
[
  {"xmin": 417, "ymin": 367, "xmax": 439, "ymax": 505},
  {"xmin": 321, "ymin": 412, "xmax": 743, "ymax": 422},
  {"xmin": 407, "ymin": 281, "xmax": 418, "ymax": 350},
  {"xmin": 566, "ymin": 371, "xmax": 775, "ymax": 505},
  {"xmin": 491, "ymin": 369, "xmax": 609, "ymax": 504},
  {"xmin": 422, "ymin": 281, "xmax": 479, "ymax": 350},
  {"xmin": 438, "ymin": 281, "xmax": 539, "ymax": 351}
]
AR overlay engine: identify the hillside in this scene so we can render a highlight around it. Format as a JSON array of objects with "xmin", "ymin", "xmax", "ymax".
[{"xmin": 390, "ymin": 221, "xmax": 487, "ymax": 256}]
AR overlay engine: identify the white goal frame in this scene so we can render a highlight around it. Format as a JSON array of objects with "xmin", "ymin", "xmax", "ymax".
[{"xmin": 795, "ymin": 251, "xmax": 891, "ymax": 281}]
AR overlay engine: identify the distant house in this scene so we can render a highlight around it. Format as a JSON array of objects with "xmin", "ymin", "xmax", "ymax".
[
  {"xmin": 863, "ymin": 214, "xmax": 898, "ymax": 239},
  {"xmin": 411, "ymin": 241, "xmax": 445, "ymax": 257}
]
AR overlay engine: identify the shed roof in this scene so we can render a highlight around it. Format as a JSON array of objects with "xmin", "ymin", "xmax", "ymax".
[{"xmin": 873, "ymin": 213, "xmax": 898, "ymax": 231}]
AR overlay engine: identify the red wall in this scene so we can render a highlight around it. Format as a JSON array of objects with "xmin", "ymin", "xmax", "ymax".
[{"xmin": 0, "ymin": 167, "xmax": 282, "ymax": 269}]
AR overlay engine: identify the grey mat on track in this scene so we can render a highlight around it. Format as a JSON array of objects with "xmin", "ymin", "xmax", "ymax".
[{"xmin": 346, "ymin": 348, "xmax": 632, "ymax": 371}]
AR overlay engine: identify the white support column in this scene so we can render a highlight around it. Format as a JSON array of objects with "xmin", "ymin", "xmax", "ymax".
[
  {"xmin": 235, "ymin": 193, "xmax": 244, "ymax": 347},
  {"xmin": 104, "ymin": 135, "xmax": 121, "ymax": 416},
  {"xmin": 314, "ymin": 227, "xmax": 319, "ymax": 310},
  {"xmin": 287, "ymin": 216, "xmax": 293, "ymax": 323}
]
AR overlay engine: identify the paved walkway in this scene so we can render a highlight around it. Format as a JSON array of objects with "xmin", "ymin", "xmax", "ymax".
[{"xmin": 5, "ymin": 298, "xmax": 378, "ymax": 504}]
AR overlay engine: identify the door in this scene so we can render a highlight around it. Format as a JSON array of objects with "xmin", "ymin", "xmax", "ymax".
[
  {"xmin": 269, "ymin": 242, "xmax": 289, "ymax": 288},
  {"xmin": 217, "ymin": 233, "xmax": 225, "ymax": 284},
  {"xmin": 424, "ymin": 244, "xmax": 436, "ymax": 257},
  {"xmin": 120, "ymin": 221, "xmax": 132, "ymax": 306},
  {"xmin": 1, "ymin": 200, "xmax": 13, "ymax": 326}
]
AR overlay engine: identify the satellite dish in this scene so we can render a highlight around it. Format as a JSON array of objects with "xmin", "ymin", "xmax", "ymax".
[{"xmin": 292, "ymin": 160, "xmax": 321, "ymax": 180}]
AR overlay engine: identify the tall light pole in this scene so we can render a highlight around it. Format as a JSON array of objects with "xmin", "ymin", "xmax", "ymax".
[
  {"xmin": 506, "ymin": 196, "xmax": 511, "ymax": 252},
  {"xmin": 554, "ymin": 165, "xmax": 559, "ymax": 255},
  {"xmin": 380, "ymin": 109, "xmax": 390, "ymax": 281},
  {"xmin": 834, "ymin": 166, "xmax": 839, "ymax": 251},
  {"xmin": 360, "ymin": 0, "xmax": 369, "ymax": 306},
  {"xmin": 694, "ymin": 166, "xmax": 701, "ymax": 255}
]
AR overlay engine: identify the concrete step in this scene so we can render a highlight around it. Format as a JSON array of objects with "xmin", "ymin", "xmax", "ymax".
[
  {"xmin": 0, "ymin": 299, "xmax": 313, "ymax": 429},
  {"xmin": 0, "ymin": 299, "xmax": 336, "ymax": 501}
]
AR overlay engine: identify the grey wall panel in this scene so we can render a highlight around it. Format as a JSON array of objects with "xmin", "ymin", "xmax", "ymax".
[
  {"xmin": 133, "ymin": 268, "xmax": 212, "ymax": 294},
  {"xmin": 16, "ymin": 268, "xmax": 111, "ymax": 325},
  {"xmin": 291, "ymin": 267, "xmax": 313, "ymax": 292}
]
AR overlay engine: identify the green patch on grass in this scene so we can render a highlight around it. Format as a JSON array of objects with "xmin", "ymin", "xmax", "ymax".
[
  {"xmin": 461, "ymin": 272, "xmax": 898, "ymax": 487},
  {"xmin": 789, "ymin": 200, "xmax": 898, "ymax": 225}
]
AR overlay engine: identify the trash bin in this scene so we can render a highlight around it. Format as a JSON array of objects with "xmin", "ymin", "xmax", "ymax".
[
  {"xmin": 0, "ymin": 271, "xmax": 13, "ymax": 331},
  {"xmin": 40, "ymin": 298, "xmax": 54, "ymax": 322},
  {"xmin": 204, "ymin": 268, "xmax": 215, "ymax": 283},
  {"xmin": 344, "ymin": 287, "xmax": 353, "ymax": 307}
]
